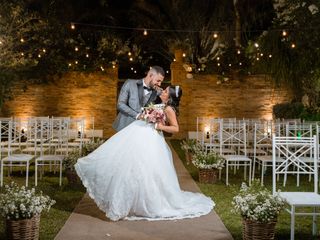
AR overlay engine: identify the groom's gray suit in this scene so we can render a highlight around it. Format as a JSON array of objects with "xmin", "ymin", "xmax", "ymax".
[{"xmin": 112, "ymin": 79, "xmax": 158, "ymax": 132}]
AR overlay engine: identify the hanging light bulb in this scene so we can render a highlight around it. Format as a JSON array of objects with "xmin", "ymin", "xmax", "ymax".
[{"xmin": 143, "ymin": 29, "xmax": 148, "ymax": 36}]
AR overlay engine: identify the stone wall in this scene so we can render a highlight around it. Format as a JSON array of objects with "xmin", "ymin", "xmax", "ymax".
[
  {"xmin": 1, "ymin": 69, "xmax": 118, "ymax": 137},
  {"xmin": 171, "ymin": 60, "xmax": 294, "ymax": 138},
  {"xmin": 0, "ymin": 62, "xmax": 293, "ymax": 139}
]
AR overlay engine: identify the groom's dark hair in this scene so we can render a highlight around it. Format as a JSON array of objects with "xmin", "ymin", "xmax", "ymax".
[{"xmin": 150, "ymin": 66, "xmax": 165, "ymax": 77}]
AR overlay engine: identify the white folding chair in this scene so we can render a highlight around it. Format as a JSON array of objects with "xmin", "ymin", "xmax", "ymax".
[
  {"xmin": 272, "ymin": 135, "xmax": 320, "ymax": 240},
  {"xmin": 219, "ymin": 121, "xmax": 252, "ymax": 186},
  {"xmin": 0, "ymin": 120, "xmax": 34, "ymax": 187},
  {"xmin": 35, "ymin": 117, "xmax": 67, "ymax": 186}
]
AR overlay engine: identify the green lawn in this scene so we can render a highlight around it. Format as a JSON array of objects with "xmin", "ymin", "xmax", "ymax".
[
  {"xmin": 170, "ymin": 139, "xmax": 320, "ymax": 240},
  {"xmin": 0, "ymin": 170, "xmax": 85, "ymax": 240},
  {"xmin": 1, "ymin": 141, "xmax": 319, "ymax": 239}
]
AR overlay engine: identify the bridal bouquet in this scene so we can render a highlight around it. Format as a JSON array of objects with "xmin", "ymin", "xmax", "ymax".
[{"xmin": 141, "ymin": 104, "xmax": 166, "ymax": 124}]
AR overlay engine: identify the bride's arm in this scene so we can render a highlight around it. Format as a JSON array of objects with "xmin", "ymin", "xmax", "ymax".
[{"xmin": 156, "ymin": 106, "xmax": 179, "ymax": 133}]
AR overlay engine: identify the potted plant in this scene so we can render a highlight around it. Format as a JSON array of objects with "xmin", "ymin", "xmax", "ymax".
[
  {"xmin": 232, "ymin": 180, "xmax": 285, "ymax": 240},
  {"xmin": 0, "ymin": 182, "xmax": 55, "ymax": 240},
  {"xmin": 64, "ymin": 139, "xmax": 104, "ymax": 185},
  {"xmin": 180, "ymin": 139, "xmax": 201, "ymax": 165},
  {"xmin": 192, "ymin": 149, "xmax": 225, "ymax": 183}
]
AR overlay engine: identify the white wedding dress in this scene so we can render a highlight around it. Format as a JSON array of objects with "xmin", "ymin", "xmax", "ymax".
[{"xmin": 75, "ymin": 120, "xmax": 214, "ymax": 221}]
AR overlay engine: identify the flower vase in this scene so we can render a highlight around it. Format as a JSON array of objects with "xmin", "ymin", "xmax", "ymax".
[
  {"xmin": 6, "ymin": 215, "xmax": 40, "ymax": 240},
  {"xmin": 185, "ymin": 150, "xmax": 193, "ymax": 165},
  {"xmin": 66, "ymin": 169, "xmax": 80, "ymax": 185},
  {"xmin": 199, "ymin": 168, "xmax": 218, "ymax": 184},
  {"xmin": 242, "ymin": 218, "xmax": 277, "ymax": 240}
]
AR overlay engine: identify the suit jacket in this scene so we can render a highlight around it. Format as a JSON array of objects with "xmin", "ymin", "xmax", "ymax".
[{"xmin": 112, "ymin": 79, "xmax": 159, "ymax": 132}]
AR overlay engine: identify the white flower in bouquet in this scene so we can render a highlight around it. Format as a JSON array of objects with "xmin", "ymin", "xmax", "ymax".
[
  {"xmin": 232, "ymin": 180, "xmax": 285, "ymax": 223},
  {"xmin": 0, "ymin": 182, "xmax": 56, "ymax": 220}
]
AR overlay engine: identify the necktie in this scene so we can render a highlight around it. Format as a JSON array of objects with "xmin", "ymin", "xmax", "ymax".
[{"xmin": 143, "ymin": 86, "xmax": 152, "ymax": 91}]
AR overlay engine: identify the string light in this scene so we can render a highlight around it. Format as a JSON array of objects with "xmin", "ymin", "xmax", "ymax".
[
  {"xmin": 198, "ymin": 68, "xmax": 201, "ymax": 71},
  {"xmin": 100, "ymin": 66, "xmax": 105, "ymax": 71},
  {"xmin": 75, "ymin": 47, "xmax": 79, "ymax": 51},
  {"xmin": 129, "ymin": 57, "xmax": 133, "ymax": 61},
  {"xmin": 239, "ymin": 62, "xmax": 242, "ymax": 65},
  {"xmin": 134, "ymin": 70, "xmax": 137, "ymax": 73},
  {"xmin": 71, "ymin": 23, "xmax": 75, "ymax": 30},
  {"xmin": 112, "ymin": 65, "xmax": 116, "ymax": 69},
  {"xmin": 217, "ymin": 63, "xmax": 220, "ymax": 66},
  {"xmin": 75, "ymin": 60, "xmax": 78, "ymax": 64},
  {"xmin": 254, "ymin": 43, "xmax": 259, "ymax": 48},
  {"xmin": 228, "ymin": 63, "xmax": 232, "ymax": 67},
  {"xmin": 128, "ymin": 52, "xmax": 132, "ymax": 56},
  {"xmin": 21, "ymin": 53, "xmax": 24, "ymax": 56},
  {"xmin": 217, "ymin": 57, "xmax": 220, "ymax": 61},
  {"xmin": 143, "ymin": 29, "xmax": 148, "ymax": 36},
  {"xmin": 237, "ymin": 50, "xmax": 241, "ymax": 54},
  {"xmin": 166, "ymin": 70, "xmax": 169, "ymax": 73},
  {"xmin": 68, "ymin": 63, "xmax": 72, "ymax": 67},
  {"xmin": 291, "ymin": 43, "xmax": 296, "ymax": 48},
  {"xmin": 86, "ymin": 53, "xmax": 89, "ymax": 58},
  {"xmin": 38, "ymin": 54, "xmax": 41, "ymax": 58},
  {"xmin": 260, "ymin": 53, "xmax": 263, "ymax": 56},
  {"xmin": 213, "ymin": 33, "xmax": 218, "ymax": 38},
  {"xmin": 131, "ymin": 67, "xmax": 134, "ymax": 70},
  {"xmin": 182, "ymin": 53, "xmax": 186, "ymax": 57},
  {"xmin": 256, "ymin": 57, "xmax": 260, "ymax": 61},
  {"xmin": 282, "ymin": 30, "xmax": 287, "ymax": 36},
  {"xmin": 20, "ymin": 38, "xmax": 24, "ymax": 43},
  {"xmin": 269, "ymin": 54, "xmax": 272, "ymax": 58},
  {"xmin": 42, "ymin": 49, "xmax": 46, "ymax": 53},
  {"xmin": 0, "ymin": 40, "xmax": 3, "ymax": 45}
]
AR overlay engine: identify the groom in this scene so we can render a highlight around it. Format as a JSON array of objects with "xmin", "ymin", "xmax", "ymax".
[{"xmin": 112, "ymin": 66, "xmax": 165, "ymax": 132}]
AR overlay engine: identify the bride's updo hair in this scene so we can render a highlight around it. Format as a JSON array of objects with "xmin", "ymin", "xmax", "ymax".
[{"xmin": 167, "ymin": 85, "xmax": 182, "ymax": 114}]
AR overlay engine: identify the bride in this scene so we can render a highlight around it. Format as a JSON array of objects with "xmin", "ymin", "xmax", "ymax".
[{"xmin": 75, "ymin": 85, "xmax": 214, "ymax": 221}]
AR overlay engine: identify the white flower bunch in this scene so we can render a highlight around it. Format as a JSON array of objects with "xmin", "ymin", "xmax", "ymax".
[
  {"xmin": 0, "ymin": 182, "xmax": 56, "ymax": 220},
  {"xmin": 232, "ymin": 180, "xmax": 285, "ymax": 223},
  {"xmin": 192, "ymin": 150, "xmax": 225, "ymax": 170}
]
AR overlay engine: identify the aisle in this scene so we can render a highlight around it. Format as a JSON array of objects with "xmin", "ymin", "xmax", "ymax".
[{"xmin": 55, "ymin": 143, "xmax": 233, "ymax": 240}]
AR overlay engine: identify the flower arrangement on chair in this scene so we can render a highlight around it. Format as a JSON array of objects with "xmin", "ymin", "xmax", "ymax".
[
  {"xmin": 0, "ymin": 182, "xmax": 55, "ymax": 240},
  {"xmin": 232, "ymin": 180, "xmax": 285, "ymax": 240}
]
